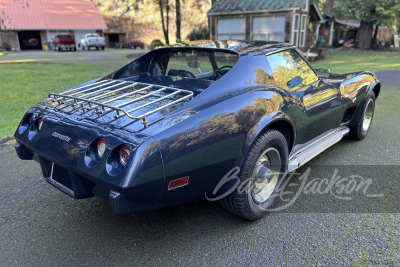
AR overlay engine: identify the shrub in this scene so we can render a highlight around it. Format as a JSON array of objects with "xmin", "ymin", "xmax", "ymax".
[
  {"xmin": 149, "ymin": 39, "xmax": 164, "ymax": 50},
  {"xmin": 187, "ymin": 27, "xmax": 210, "ymax": 41}
]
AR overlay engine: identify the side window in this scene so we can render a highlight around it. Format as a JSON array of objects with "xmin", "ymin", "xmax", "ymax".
[
  {"xmin": 214, "ymin": 52, "xmax": 239, "ymax": 69},
  {"xmin": 266, "ymin": 49, "xmax": 318, "ymax": 91}
]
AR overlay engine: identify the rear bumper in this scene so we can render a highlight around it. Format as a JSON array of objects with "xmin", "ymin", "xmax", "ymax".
[
  {"xmin": 88, "ymin": 44, "xmax": 105, "ymax": 48},
  {"xmin": 14, "ymin": 139, "xmax": 161, "ymax": 214},
  {"xmin": 56, "ymin": 44, "xmax": 76, "ymax": 49}
]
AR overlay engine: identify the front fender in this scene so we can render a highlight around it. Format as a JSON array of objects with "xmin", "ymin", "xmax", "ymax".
[{"xmin": 339, "ymin": 71, "xmax": 380, "ymax": 127}]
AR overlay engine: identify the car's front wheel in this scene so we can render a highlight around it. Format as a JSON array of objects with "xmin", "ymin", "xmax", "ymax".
[
  {"xmin": 349, "ymin": 92, "xmax": 375, "ymax": 140},
  {"xmin": 220, "ymin": 129, "xmax": 288, "ymax": 220}
]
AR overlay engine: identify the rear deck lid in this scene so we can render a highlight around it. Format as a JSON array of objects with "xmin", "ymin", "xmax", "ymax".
[{"xmin": 42, "ymin": 79, "xmax": 194, "ymax": 132}]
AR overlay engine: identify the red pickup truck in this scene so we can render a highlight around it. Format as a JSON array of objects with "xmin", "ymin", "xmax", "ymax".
[{"xmin": 53, "ymin": 33, "xmax": 76, "ymax": 52}]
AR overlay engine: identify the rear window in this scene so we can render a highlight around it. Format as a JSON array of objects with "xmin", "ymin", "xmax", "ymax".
[
  {"xmin": 153, "ymin": 49, "xmax": 239, "ymax": 80},
  {"xmin": 111, "ymin": 48, "xmax": 239, "ymax": 81},
  {"xmin": 57, "ymin": 35, "xmax": 72, "ymax": 39},
  {"xmin": 166, "ymin": 50, "xmax": 214, "ymax": 75},
  {"xmin": 87, "ymin": 34, "xmax": 100, "ymax": 38}
]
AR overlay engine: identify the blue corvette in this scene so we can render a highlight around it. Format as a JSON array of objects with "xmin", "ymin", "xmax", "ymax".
[{"xmin": 14, "ymin": 41, "xmax": 380, "ymax": 220}]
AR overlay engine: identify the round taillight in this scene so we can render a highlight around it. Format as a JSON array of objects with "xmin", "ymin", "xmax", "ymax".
[
  {"xmin": 97, "ymin": 138, "xmax": 106, "ymax": 158},
  {"xmin": 119, "ymin": 144, "xmax": 131, "ymax": 166},
  {"xmin": 19, "ymin": 113, "xmax": 33, "ymax": 134},
  {"xmin": 28, "ymin": 116, "xmax": 44, "ymax": 140},
  {"xmin": 37, "ymin": 117, "xmax": 44, "ymax": 130}
]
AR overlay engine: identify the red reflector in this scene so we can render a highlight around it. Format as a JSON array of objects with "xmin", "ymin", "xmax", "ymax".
[{"xmin": 168, "ymin": 176, "xmax": 189, "ymax": 190}]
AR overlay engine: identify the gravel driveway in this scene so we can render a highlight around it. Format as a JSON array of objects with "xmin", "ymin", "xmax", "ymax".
[{"xmin": 0, "ymin": 70, "xmax": 399, "ymax": 266}]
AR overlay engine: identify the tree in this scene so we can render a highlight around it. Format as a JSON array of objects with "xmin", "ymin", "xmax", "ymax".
[
  {"xmin": 175, "ymin": 0, "xmax": 181, "ymax": 43},
  {"xmin": 334, "ymin": 0, "xmax": 400, "ymax": 49},
  {"xmin": 95, "ymin": 0, "xmax": 211, "ymax": 45},
  {"xmin": 376, "ymin": 0, "xmax": 400, "ymax": 48},
  {"xmin": 158, "ymin": 0, "xmax": 170, "ymax": 45}
]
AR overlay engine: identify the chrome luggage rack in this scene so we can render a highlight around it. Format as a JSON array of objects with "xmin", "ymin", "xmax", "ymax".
[{"xmin": 48, "ymin": 79, "xmax": 194, "ymax": 127}]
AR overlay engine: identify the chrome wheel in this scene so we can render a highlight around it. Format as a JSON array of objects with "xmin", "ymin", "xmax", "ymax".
[
  {"xmin": 252, "ymin": 147, "xmax": 281, "ymax": 204},
  {"xmin": 362, "ymin": 98, "xmax": 374, "ymax": 133}
]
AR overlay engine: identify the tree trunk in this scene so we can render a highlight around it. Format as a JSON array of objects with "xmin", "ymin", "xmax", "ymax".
[
  {"xmin": 323, "ymin": 0, "xmax": 334, "ymax": 15},
  {"xmin": 371, "ymin": 24, "xmax": 379, "ymax": 49},
  {"xmin": 175, "ymin": 0, "xmax": 181, "ymax": 43},
  {"xmin": 394, "ymin": 14, "xmax": 399, "ymax": 48},
  {"xmin": 356, "ymin": 20, "xmax": 374, "ymax": 50},
  {"xmin": 166, "ymin": 0, "xmax": 170, "ymax": 45},
  {"xmin": 158, "ymin": 0, "xmax": 169, "ymax": 45}
]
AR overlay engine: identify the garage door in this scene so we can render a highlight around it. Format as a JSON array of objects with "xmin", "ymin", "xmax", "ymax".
[
  {"xmin": 252, "ymin": 16, "xmax": 285, "ymax": 42},
  {"xmin": 217, "ymin": 18, "xmax": 246, "ymax": 40}
]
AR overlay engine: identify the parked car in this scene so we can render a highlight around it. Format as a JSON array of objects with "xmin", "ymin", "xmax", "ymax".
[
  {"xmin": 14, "ymin": 41, "xmax": 380, "ymax": 220},
  {"xmin": 80, "ymin": 33, "xmax": 105, "ymax": 50},
  {"xmin": 53, "ymin": 33, "xmax": 76, "ymax": 52},
  {"xmin": 22, "ymin": 37, "xmax": 40, "ymax": 48},
  {"xmin": 127, "ymin": 40, "xmax": 145, "ymax": 49}
]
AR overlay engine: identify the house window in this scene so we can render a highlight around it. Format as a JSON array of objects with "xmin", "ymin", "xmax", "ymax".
[
  {"xmin": 251, "ymin": 16, "xmax": 286, "ymax": 42},
  {"xmin": 301, "ymin": 0, "xmax": 309, "ymax": 12},
  {"xmin": 300, "ymin": 15, "xmax": 307, "ymax": 47},
  {"xmin": 216, "ymin": 18, "xmax": 246, "ymax": 40},
  {"xmin": 291, "ymin": 14, "xmax": 300, "ymax": 46}
]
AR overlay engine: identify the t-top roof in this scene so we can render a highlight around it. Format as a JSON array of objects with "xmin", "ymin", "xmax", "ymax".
[{"xmin": 0, "ymin": 0, "xmax": 107, "ymax": 30}]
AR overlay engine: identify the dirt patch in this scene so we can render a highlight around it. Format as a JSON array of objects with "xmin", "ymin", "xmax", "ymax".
[{"xmin": 0, "ymin": 137, "xmax": 15, "ymax": 149}]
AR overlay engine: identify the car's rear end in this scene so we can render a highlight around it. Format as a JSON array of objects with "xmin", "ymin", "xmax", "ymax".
[
  {"xmin": 85, "ymin": 34, "xmax": 105, "ymax": 50},
  {"xmin": 13, "ymin": 78, "xmax": 194, "ymax": 213},
  {"xmin": 54, "ymin": 33, "xmax": 76, "ymax": 51}
]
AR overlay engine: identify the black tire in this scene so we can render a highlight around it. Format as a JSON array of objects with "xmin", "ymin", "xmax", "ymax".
[
  {"xmin": 96, "ymin": 47, "xmax": 99, "ymax": 50},
  {"xmin": 220, "ymin": 129, "xmax": 289, "ymax": 220},
  {"xmin": 101, "ymin": 46, "xmax": 105, "ymax": 50},
  {"xmin": 349, "ymin": 92, "xmax": 375, "ymax": 140}
]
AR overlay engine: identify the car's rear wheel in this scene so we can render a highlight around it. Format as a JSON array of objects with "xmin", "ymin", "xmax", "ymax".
[
  {"xmin": 220, "ymin": 129, "xmax": 288, "ymax": 220},
  {"xmin": 349, "ymin": 92, "xmax": 375, "ymax": 140},
  {"xmin": 101, "ymin": 46, "xmax": 105, "ymax": 50}
]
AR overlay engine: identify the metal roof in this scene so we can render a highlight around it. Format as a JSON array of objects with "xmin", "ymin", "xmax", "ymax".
[
  {"xmin": 208, "ymin": 0, "xmax": 303, "ymax": 15},
  {"xmin": 0, "ymin": 0, "xmax": 107, "ymax": 30}
]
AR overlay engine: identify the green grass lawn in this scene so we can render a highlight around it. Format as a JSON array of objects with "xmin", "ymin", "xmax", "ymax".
[
  {"xmin": 311, "ymin": 49, "xmax": 400, "ymax": 73},
  {"xmin": 0, "ymin": 62, "xmax": 113, "ymax": 139},
  {"xmin": 0, "ymin": 49, "xmax": 399, "ymax": 140}
]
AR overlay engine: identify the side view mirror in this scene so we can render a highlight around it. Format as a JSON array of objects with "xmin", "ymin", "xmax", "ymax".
[
  {"xmin": 287, "ymin": 76, "xmax": 303, "ymax": 89},
  {"xmin": 316, "ymin": 68, "xmax": 331, "ymax": 79}
]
